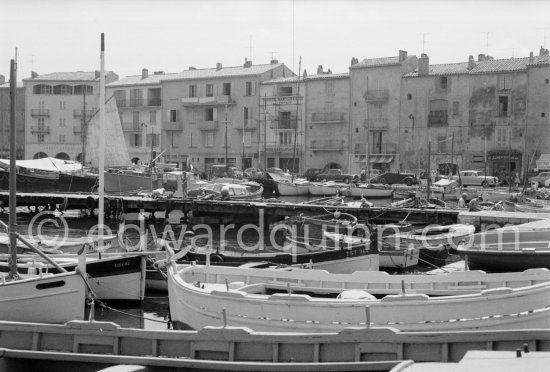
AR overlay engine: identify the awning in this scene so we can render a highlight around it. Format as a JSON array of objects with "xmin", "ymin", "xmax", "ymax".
[{"xmin": 369, "ymin": 155, "xmax": 394, "ymax": 164}]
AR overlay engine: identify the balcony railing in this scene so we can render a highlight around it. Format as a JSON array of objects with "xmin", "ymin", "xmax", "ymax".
[
  {"xmin": 122, "ymin": 122, "xmax": 142, "ymax": 132},
  {"xmin": 30, "ymin": 126, "xmax": 50, "ymax": 134},
  {"xmin": 364, "ymin": 89, "xmax": 390, "ymax": 102},
  {"xmin": 147, "ymin": 98, "xmax": 161, "ymax": 107},
  {"xmin": 73, "ymin": 109, "xmax": 95, "ymax": 118},
  {"xmin": 364, "ymin": 118, "xmax": 389, "ymax": 129},
  {"xmin": 181, "ymin": 95, "xmax": 235, "ymax": 106},
  {"xmin": 129, "ymin": 98, "xmax": 143, "ymax": 107},
  {"xmin": 262, "ymin": 95, "xmax": 303, "ymax": 104},
  {"xmin": 270, "ymin": 118, "xmax": 297, "ymax": 129},
  {"xmin": 30, "ymin": 109, "xmax": 50, "ymax": 117},
  {"xmin": 428, "ymin": 110, "xmax": 448, "ymax": 126},
  {"xmin": 264, "ymin": 144, "xmax": 303, "ymax": 153},
  {"xmin": 115, "ymin": 99, "xmax": 127, "ymax": 108},
  {"xmin": 163, "ymin": 121, "xmax": 183, "ymax": 131},
  {"xmin": 310, "ymin": 139, "xmax": 345, "ymax": 152},
  {"xmin": 311, "ymin": 112, "xmax": 345, "ymax": 123},
  {"xmin": 197, "ymin": 120, "xmax": 219, "ymax": 131}
]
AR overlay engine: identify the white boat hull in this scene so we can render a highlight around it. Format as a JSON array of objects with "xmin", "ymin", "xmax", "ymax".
[
  {"xmin": 349, "ymin": 184, "xmax": 393, "ymax": 198},
  {"xmin": 308, "ymin": 183, "xmax": 349, "ymax": 196},
  {"xmin": 168, "ymin": 264, "xmax": 550, "ymax": 333},
  {"xmin": 0, "ymin": 272, "xmax": 85, "ymax": 323},
  {"xmin": 277, "ymin": 182, "xmax": 310, "ymax": 196}
]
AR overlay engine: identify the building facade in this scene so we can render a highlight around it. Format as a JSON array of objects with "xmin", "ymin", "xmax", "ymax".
[
  {"xmin": 400, "ymin": 49, "xmax": 550, "ymax": 179},
  {"xmin": 23, "ymin": 71, "xmax": 118, "ymax": 161},
  {"xmin": 0, "ymin": 77, "xmax": 25, "ymax": 159},
  {"xmin": 161, "ymin": 60, "xmax": 294, "ymax": 174},
  {"xmin": 349, "ymin": 51, "xmax": 418, "ymax": 174},
  {"xmin": 106, "ymin": 69, "xmax": 171, "ymax": 165}
]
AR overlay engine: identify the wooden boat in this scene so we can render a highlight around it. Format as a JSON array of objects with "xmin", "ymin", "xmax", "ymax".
[
  {"xmin": 308, "ymin": 181, "xmax": 350, "ymax": 196},
  {"xmin": 0, "ymin": 321, "xmax": 548, "ymax": 370},
  {"xmin": 383, "ymin": 224, "xmax": 474, "ymax": 265},
  {"xmin": 0, "ymin": 168, "xmax": 58, "ymax": 193},
  {"xmin": 276, "ymin": 178, "xmax": 310, "ymax": 196},
  {"xmin": 349, "ymin": 183, "xmax": 394, "ymax": 198},
  {"xmin": 481, "ymin": 189, "xmax": 521, "ymax": 203},
  {"xmin": 0, "ymin": 253, "xmax": 146, "ymax": 301},
  {"xmin": 430, "ymin": 178, "xmax": 460, "ymax": 200},
  {"xmin": 58, "ymin": 171, "xmax": 98, "ymax": 193},
  {"xmin": 188, "ymin": 181, "xmax": 263, "ymax": 200},
  {"xmin": 167, "ymin": 264, "xmax": 550, "ymax": 332},
  {"xmin": 456, "ymin": 228, "xmax": 550, "ymax": 271},
  {"xmin": 503, "ymin": 200, "xmax": 550, "ymax": 213},
  {"xmin": 0, "ymin": 232, "xmax": 118, "ymax": 254}
]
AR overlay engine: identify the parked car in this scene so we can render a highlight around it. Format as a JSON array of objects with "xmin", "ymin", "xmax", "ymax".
[
  {"xmin": 370, "ymin": 172, "xmax": 418, "ymax": 186},
  {"xmin": 304, "ymin": 168, "xmax": 325, "ymax": 182},
  {"xmin": 451, "ymin": 170, "xmax": 498, "ymax": 187},
  {"xmin": 317, "ymin": 169, "xmax": 357, "ymax": 184},
  {"xmin": 528, "ymin": 171, "xmax": 550, "ymax": 187}
]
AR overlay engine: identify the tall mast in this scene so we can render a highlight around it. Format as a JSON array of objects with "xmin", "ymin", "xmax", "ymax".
[
  {"xmin": 365, "ymin": 76, "xmax": 370, "ymax": 179},
  {"xmin": 291, "ymin": 57, "xmax": 301, "ymax": 182},
  {"xmin": 81, "ymin": 88, "xmax": 86, "ymax": 170},
  {"xmin": 98, "ymin": 33, "xmax": 105, "ymax": 249},
  {"xmin": 8, "ymin": 57, "xmax": 18, "ymax": 279}
]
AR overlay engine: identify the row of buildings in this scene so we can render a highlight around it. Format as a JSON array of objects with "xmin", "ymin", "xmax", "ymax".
[{"xmin": 1, "ymin": 47, "xmax": 549, "ymax": 178}]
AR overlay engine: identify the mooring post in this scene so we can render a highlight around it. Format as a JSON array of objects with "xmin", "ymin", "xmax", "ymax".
[
  {"xmin": 365, "ymin": 305, "xmax": 371, "ymax": 328},
  {"xmin": 222, "ymin": 307, "xmax": 227, "ymax": 328}
]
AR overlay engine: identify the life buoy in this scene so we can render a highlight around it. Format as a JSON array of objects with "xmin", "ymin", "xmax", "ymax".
[{"xmin": 86, "ymin": 196, "xmax": 96, "ymax": 210}]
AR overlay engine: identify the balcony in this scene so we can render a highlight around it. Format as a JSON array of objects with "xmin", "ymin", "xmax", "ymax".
[
  {"xmin": 115, "ymin": 99, "xmax": 127, "ymax": 108},
  {"xmin": 310, "ymin": 139, "xmax": 345, "ymax": 152},
  {"xmin": 311, "ymin": 112, "xmax": 345, "ymax": 124},
  {"xmin": 264, "ymin": 144, "xmax": 303, "ymax": 154},
  {"xmin": 364, "ymin": 89, "xmax": 390, "ymax": 102},
  {"xmin": 163, "ymin": 121, "xmax": 183, "ymax": 131},
  {"xmin": 129, "ymin": 99, "xmax": 143, "ymax": 107},
  {"xmin": 73, "ymin": 109, "xmax": 95, "ymax": 118},
  {"xmin": 73, "ymin": 126, "xmax": 82, "ymax": 134},
  {"xmin": 181, "ymin": 95, "xmax": 235, "ymax": 106},
  {"xmin": 197, "ymin": 120, "xmax": 219, "ymax": 131},
  {"xmin": 270, "ymin": 118, "xmax": 297, "ymax": 130},
  {"xmin": 147, "ymin": 98, "xmax": 161, "ymax": 107},
  {"xmin": 428, "ymin": 110, "xmax": 448, "ymax": 126},
  {"xmin": 234, "ymin": 119, "xmax": 257, "ymax": 131},
  {"xmin": 30, "ymin": 109, "xmax": 50, "ymax": 117},
  {"xmin": 364, "ymin": 118, "xmax": 389, "ymax": 130},
  {"xmin": 30, "ymin": 126, "xmax": 50, "ymax": 134},
  {"xmin": 121, "ymin": 122, "xmax": 142, "ymax": 132}
]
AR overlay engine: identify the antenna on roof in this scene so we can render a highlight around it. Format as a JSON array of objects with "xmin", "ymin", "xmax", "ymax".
[
  {"xmin": 537, "ymin": 27, "xmax": 550, "ymax": 48},
  {"xmin": 271, "ymin": 51, "xmax": 278, "ymax": 60},
  {"xmin": 419, "ymin": 33, "xmax": 429, "ymax": 53},
  {"xmin": 249, "ymin": 35, "xmax": 254, "ymax": 61},
  {"xmin": 486, "ymin": 32, "xmax": 490, "ymax": 56}
]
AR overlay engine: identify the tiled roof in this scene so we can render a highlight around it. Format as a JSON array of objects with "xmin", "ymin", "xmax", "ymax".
[
  {"xmin": 23, "ymin": 71, "xmax": 116, "ymax": 82},
  {"xmin": 404, "ymin": 55, "xmax": 550, "ymax": 77},
  {"xmin": 107, "ymin": 72, "xmax": 178, "ymax": 87},
  {"xmin": 351, "ymin": 56, "xmax": 401, "ymax": 69},
  {"xmin": 161, "ymin": 63, "xmax": 287, "ymax": 82},
  {"xmin": 262, "ymin": 73, "xmax": 349, "ymax": 85}
]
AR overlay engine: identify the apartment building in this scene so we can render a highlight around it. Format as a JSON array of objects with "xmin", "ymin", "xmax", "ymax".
[
  {"xmin": 161, "ymin": 60, "xmax": 294, "ymax": 174},
  {"xmin": 23, "ymin": 71, "xmax": 118, "ymax": 161},
  {"xmin": 106, "ymin": 69, "xmax": 173, "ymax": 165},
  {"xmin": 0, "ymin": 77, "xmax": 25, "ymax": 159},
  {"xmin": 400, "ymin": 49, "xmax": 550, "ymax": 178},
  {"xmin": 349, "ymin": 51, "xmax": 418, "ymax": 174}
]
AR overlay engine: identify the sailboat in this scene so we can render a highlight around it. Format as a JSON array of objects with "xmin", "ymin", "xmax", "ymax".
[{"xmin": 0, "ymin": 57, "xmax": 86, "ymax": 323}]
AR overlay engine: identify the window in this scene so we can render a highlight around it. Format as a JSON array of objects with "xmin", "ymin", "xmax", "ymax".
[
  {"xmin": 267, "ymin": 158, "xmax": 275, "ymax": 168},
  {"xmin": 224, "ymin": 131, "xmax": 231, "ymax": 148},
  {"xmin": 53, "ymin": 85, "xmax": 72, "ymax": 95},
  {"xmin": 33, "ymin": 84, "xmax": 52, "ymax": 95},
  {"xmin": 129, "ymin": 89, "xmax": 143, "ymax": 106},
  {"xmin": 206, "ymin": 84, "xmax": 214, "ymax": 97},
  {"xmin": 371, "ymin": 131, "xmax": 382, "ymax": 154},
  {"xmin": 279, "ymin": 111, "xmax": 295, "ymax": 129},
  {"xmin": 206, "ymin": 108, "xmax": 214, "ymax": 121},
  {"xmin": 407, "ymin": 94, "xmax": 412, "ymax": 100},
  {"xmin": 545, "ymin": 78, "xmax": 549, "ymax": 84},
  {"xmin": 119, "ymin": 112, "xmax": 123, "ymax": 125},
  {"xmin": 147, "ymin": 88, "xmax": 161, "ymax": 106},
  {"xmin": 498, "ymin": 96, "xmax": 510, "ymax": 117},
  {"xmin": 74, "ymin": 85, "xmax": 93, "ymax": 95},
  {"xmin": 437, "ymin": 135, "xmax": 447, "ymax": 153},
  {"xmin": 325, "ymin": 80, "xmax": 334, "ymax": 94},
  {"xmin": 204, "ymin": 132, "xmax": 214, "ymax": 147},
  {"xmin": 59, "ymin": 118, "xmax": 66, "ymax": 127},
  {"xmin": 279, "ymin": 132, "xmax": 292, "ymax": 145},
  {"xmin": 452, "ymin": 101, "xmax": 459, "ymax": 116},
  {"xmin": 130, "ymin": 134, "xmax": 142, "ymax": 147},
  {"xmin": 169, "ymin": 109, "xmax": 178, "ymax": 122},
  {"xmin": 189, "ymin": 85, "xmax": 197, "ymax": 98},
  {"xmin": 372, "ymin": 103, "xmax": 383, "ymax": 119},
  {"xmin": 243, "ymin": 131, "xmax": 252, "ymax": 147},
  {"xmin": 38, "ymin": 117, "xmax": 45, "ymax": 128},
  {"xmin": 150, "ymin": 110, "xmax": 156, "ymax": 124},
  {"xmin": 243, "ymin": 107, "xmax": 249, "ymax": 123},
  {"xmin": 278, "ymin": 86, "xmax": 293, "ymax": 96},
  {"xmin": 59, "ymin": 101, "xmax": 66, "ymax": 110},
  {"xmin": 440, "ymin": 76, "xmax": 448, "ymax": 90},
  {"xmin": 222, "ymin": 83, "xmax": 231, "ymax": 95},
  {"xmin": 498, "ymin": 75, "xmax": 512, "ymax": 90},
  {"xmin": 496, "ymin": 127, "xmax": 509, "ymax": 147},
  {"xmin": 429, "ymin": 99, "xmax": 448, "ymax": 126},
  {"xmin": 37, "ymin": 134, "xmax": 44, "ymax": 143},
  {"xmin": 114, "ymin": 90, "xmax": 126, "ymax": 107},
  {"xmin": 59, "ymin": 135, "xmax": 66, "ymax": 143},
  {"xmin": 245, "ymin": 82, "xmax": 253, "ymax": 96},
  {"xmin": 542, "ymin": 113, "xmax": 546, "ymax": 117},
  {"xmin": 133, "ymin": 111, "xmax": 140, "ymax": 125},
  {"xmin": 146, "ymin": 134, "xmax": 160, "ymax": 147}
]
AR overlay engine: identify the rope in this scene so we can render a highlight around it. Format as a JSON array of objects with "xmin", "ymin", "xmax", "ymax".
[{"xmin": 98, "ymin": 302, "xmax": 171, "ymax": 324}]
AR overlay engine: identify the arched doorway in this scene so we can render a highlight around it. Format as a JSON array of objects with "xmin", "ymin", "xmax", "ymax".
[
  {"xmin": 75, "ymin": 153, "xmax": 83, "ymax": 163},
  {"xmin": 33, "ymin": 152, "xmax": 48, "ymax": 159},
  {"xmin": 55, "ymin": 152, "xmax": 70, "ymax": 161},
  {"xmin": 131, "ymin": 157, "xmax": 141, "ymax": 165}
]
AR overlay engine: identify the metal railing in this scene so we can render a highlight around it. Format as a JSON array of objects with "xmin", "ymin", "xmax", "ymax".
[
  {"xmin": 30, "ymin": 109, "xmax": 50, "ymax": 117},
  {"xmin": 30, "ymin": 126, "xmax": 50, "ymax": 134},
  {"xmin": 364, "ymin": 89, "xmax": 390, "ymax": 101},
  {"xmin": 310, "ymin": 139, "xmax": 345, "ymax": 151}
]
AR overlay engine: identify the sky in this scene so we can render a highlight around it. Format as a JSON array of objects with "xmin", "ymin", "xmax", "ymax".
[{"xmin": 1, "ymin": 0, "xmax": 549, "ymax": 80}]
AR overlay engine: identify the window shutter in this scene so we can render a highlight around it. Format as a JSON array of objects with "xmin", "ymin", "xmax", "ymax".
[{"xmin": 213, "ymin": 108, "xmax": 218, "ymax": 121}]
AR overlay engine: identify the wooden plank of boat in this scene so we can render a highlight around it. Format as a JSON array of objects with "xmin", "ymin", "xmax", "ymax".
[
  {"xmin": 0, "ymin": 320, "xmax": 548, "ymax": 365},
  {"xmin": 168, "ymin": 264, "xmax": 550, "ymax": 332}
]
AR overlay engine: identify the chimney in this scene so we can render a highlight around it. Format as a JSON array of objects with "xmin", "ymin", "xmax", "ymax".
[
  {"xmin": 350, "ymin": 57, "xmax": 359, "ymax": 66},
  {"xmin": 317, "ymin": 65, "xmax": 323, "ymax": 74},
  {"xmin": 154, "ymin": 71, "xmax": 165, "ymax": 75},
  {"xmin": 270, "ymin": 59, "xmax": 279, "ymax": 64},
  {"xmin": 0, "ymin": 75, "xmax": 4, "ymax": 85},
  {"xmin": 399, "ymin": 50, "xmax": 408, "ymax": 62},
  {"xmin": 418, "ymin": 53, "xmax": 429, "ymax": 76},
  {"xmin": 31, "ymin": 71, "xmax": 38, "ymax": 79},
  {"xmin": 141, "ymin": 68, "xmax": 148, "ymax": 79},
  {"xmin": 478, "ymin": 54, "xmax": 485, "ymax": 62},
  {"xmin": 243, "ymin": 58, "xmax": 252, "ymax": 68},
  {"xmin": 467, "ymin": 55, "xmax": 476, "ymax": 70},
  {"xmin": 216, "ymin": 63, "xmax": 222, "ymax": 71},
  {"xmin": 188, "ymin": 67, "xmax": 196, "ymax": 70},
  {"xmin": 94, "ymin": 70, "xmax": 100, "ymax": 79},
  {"xmin": 529, "ymin": 52, "xmax": 534, "ymax": 63},
  {"xmin": 303, "ymin": 69, "xmax": 308, "ymax": 78}
]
